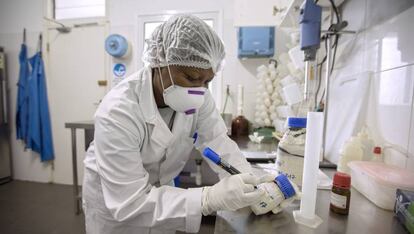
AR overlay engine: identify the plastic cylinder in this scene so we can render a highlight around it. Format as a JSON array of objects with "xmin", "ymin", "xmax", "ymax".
[{"xmin": 293, "ymin": 112, "xmax": 324, "ymax": 228}]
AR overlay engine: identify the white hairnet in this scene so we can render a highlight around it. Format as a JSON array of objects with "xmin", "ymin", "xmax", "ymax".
[{"xmin": 142, "ymin": 14, "xmax": 225, "ymax": 73}]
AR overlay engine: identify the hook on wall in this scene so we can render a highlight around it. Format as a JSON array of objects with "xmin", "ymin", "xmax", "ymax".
[
  {"xmin": 38, "ymin": 33, "xmax": 43, "ymax": 52},
  {"xmin": 23, "ymin": 28, "xmax": 26, "ymax": 43},
  {"xmin": 269, "ymin": 58, "xmax": 278, "ymax": 68}
]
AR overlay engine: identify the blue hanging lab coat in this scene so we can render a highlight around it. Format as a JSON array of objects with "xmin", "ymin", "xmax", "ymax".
[
  {"xmin": 16, "ymin": 43, "xmax": 30, "ymax": 142},
  {"xmin": 26, "ymin": 52, "xmax": 54, "ymax": 161}
]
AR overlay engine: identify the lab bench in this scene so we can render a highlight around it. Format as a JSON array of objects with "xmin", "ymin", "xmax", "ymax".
[
  {"xmin": 232, "ymin": 135, "xmax": 336, "ymax": 168},
  {"xmin": 214, "ymin": 168, "xmax": 406, "ymax": 234},
  {"xmin": 65, "ymin": 120, "xmax": 94, "ymax": 214},
  {"xmin": 222, "ymin": 136, "xmax": 404, "ymax": 233},
  {"xmin": 232, "ymin": 135, "xmax": 277, "ymax": 163}
]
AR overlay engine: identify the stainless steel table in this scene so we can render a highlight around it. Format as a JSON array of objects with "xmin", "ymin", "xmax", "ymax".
[
  {"xmin": 65, "ymin": 120, "xmax": 94, "ymax": 215},
  {"xmin": 214, "ymin": 169, "xmax": 406, "ymax": 234},
  {"xmin": 233, "ymin": 136, "xmax": 277, "ymax": 154}
]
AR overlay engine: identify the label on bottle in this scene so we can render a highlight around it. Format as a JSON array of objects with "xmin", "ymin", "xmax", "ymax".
[{"xmin": 331, "ymin": 192, "xmax": 347, "ymax": 209}]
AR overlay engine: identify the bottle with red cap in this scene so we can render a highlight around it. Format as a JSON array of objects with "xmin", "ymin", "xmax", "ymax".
[
  {"xmin": 330, "ymin": 172, "xmax": 351, "ymax": 215},
  {"xmin": 371, "ymin": 146, "xmax": 383, "ymax": 162}
]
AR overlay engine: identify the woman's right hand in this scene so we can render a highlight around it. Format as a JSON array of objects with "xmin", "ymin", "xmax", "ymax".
[{"xmin": 201, "ymin": 173, "xmax": 265, "ymax": 215}]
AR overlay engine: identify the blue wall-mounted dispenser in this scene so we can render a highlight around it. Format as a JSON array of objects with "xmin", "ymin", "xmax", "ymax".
[
  {"xmin": 105, "ymin": 34, "xmax": 129, "ymax": 58},
  {"xmin": 237, "ymin": 26, "xmax": 275, "ymax": 58}
]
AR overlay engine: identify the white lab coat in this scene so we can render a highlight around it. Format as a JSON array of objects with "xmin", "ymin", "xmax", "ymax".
[{"xmin": 82, "ymin": 66, "xmax": 252, "ymax": 234}]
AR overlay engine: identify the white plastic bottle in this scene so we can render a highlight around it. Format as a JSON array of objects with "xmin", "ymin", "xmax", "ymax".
[
  {"xmin": 356, "ymin": 128, "xmax": 375, "ymax": 161},
  {"xmin": 371, "ymin": 146, "xmax": 383, "ymax": 162},
  {"xmin": 337, "ymin": 137, "xmax": 363, "ymax": 174},
  {"xmin": 275, "ymin": 117, "xmax": 307, "ymax": 186}
]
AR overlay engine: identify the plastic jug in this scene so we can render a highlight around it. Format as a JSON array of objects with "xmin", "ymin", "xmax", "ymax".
[
  {"xmin": 356, "ymin": 128, "xmax": 375, "ymax": 161},
  {"xmin": 337, "ymin": 137, "xmax": 363, "ymax": 174}
]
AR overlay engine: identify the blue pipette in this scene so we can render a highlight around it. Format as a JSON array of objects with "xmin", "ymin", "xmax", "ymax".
[{"xmin": 202, "ymin": 147, "xmax": 296, "ymax": 199}]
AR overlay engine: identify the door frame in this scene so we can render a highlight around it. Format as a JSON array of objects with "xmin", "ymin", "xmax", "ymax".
[{"xmin": 43, "ymin": 0, "xmax": 110, "ymax": 91}]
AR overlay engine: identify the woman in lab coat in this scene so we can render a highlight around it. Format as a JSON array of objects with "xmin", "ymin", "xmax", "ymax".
[{"xmin": 82, "ymin": 14, "xmax": 271, "ymax": 234}]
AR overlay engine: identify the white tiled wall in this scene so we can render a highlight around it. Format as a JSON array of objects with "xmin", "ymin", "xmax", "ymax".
[{"xmin": 326, "ymin": 0, "xmax": 414, "ymax": 171}]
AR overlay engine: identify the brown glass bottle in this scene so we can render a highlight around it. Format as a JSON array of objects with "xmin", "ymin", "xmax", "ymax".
[
  {"xmin": 231, "ymin": 115, "xmax": 249, "ymax": 136},
  {"xmin": 330, "ymin": 172, "xmax": 351, "ymax": 215}
]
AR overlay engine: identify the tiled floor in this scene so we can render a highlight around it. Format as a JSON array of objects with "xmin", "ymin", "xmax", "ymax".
[{"xmin": 0, "ymin": 180, "xmax": 215, "ymax": 234}]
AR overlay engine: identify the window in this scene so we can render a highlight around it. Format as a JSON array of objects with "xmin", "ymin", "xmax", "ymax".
[{"xmin": 54, "ymin": 0, "xmax": 106, "ymax": 20}]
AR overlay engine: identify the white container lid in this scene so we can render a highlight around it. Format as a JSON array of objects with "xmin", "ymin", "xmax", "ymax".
[{"xmin": 348, "ymin": 161, "xmax": 414, "ymax": 189}]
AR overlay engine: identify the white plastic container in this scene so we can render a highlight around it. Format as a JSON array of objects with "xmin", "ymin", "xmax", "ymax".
[
  {"xmin": 280, "ymin": 75, "xmax": 296, "ymax": 87},
  {"xmin": 273, "ymin": 119, "xmax": 286, "ymax": 133},
  {"xmin": 288, "ymin": 45, "xmax": 305, "ymax": 70},
  {"xmin": 283, "ymin": 83, "xmax": 303, "ymax": 106},
  {"xmin": 276, "ymin": 105, "xmax": 293, "ymax": 118},
  {"xmin": 348, "ymin": 161, "xmax": 414, "ymax": 210},
  {"xmin": 275, "ymin": 117, "xmax": 307, "ymax": 186},
  {"xmin": 356, "ymin": 128, "xmax": 375, "ymax": 161},
  {"xmin": 337, "ymin": 137, "xmax": 363, "ymax": 174}
]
